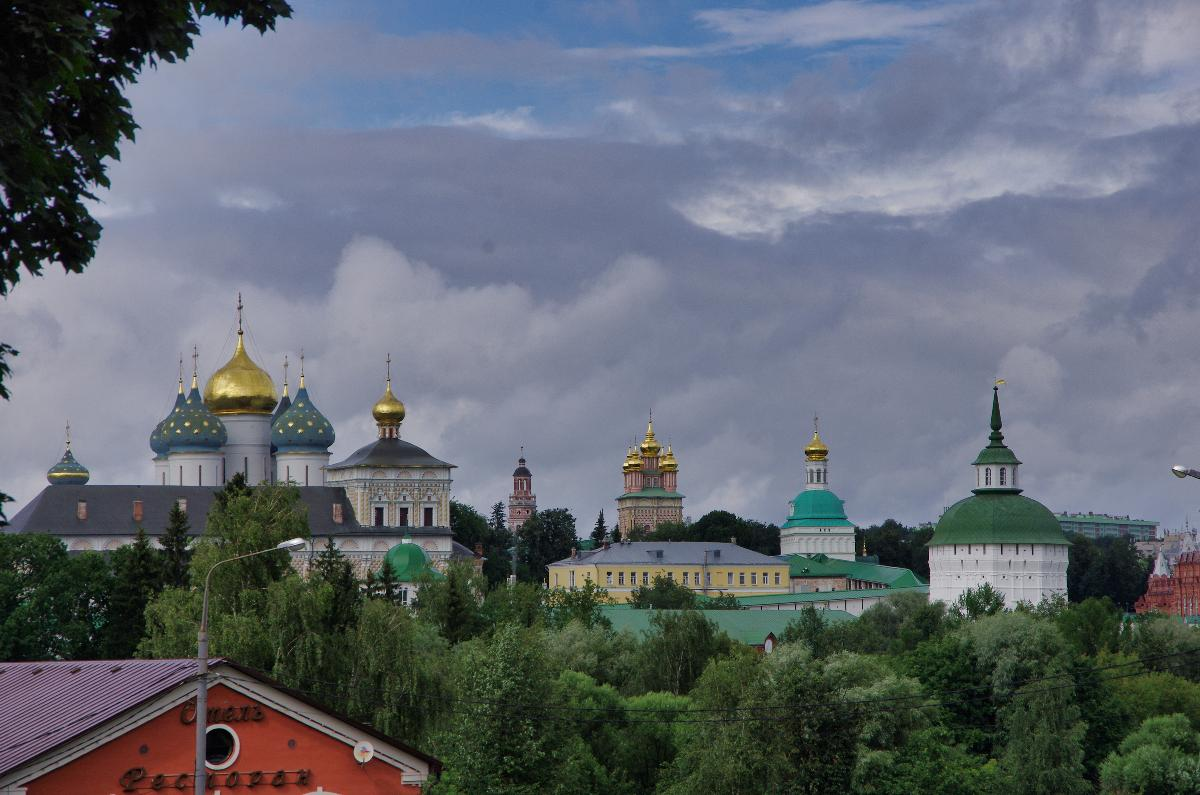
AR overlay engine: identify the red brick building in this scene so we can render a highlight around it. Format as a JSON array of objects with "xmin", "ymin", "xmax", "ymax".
[
  {"xmin": 1135, "ymin": 550, "xmax": 1200, "ymax": 617},
  {"xmin": 0, "ymin": 658, "xmax": 439, "ymax": 794}
]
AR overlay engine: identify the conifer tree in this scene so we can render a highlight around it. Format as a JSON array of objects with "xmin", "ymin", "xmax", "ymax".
[
  {"xmin": 103, "ymin": 527, "xmax": 165, "ymax": 658},
  {"xmin": 311, "ymin": 537, "xmax": 359, "ymax": 631},
  {"xmin": 159, "ymin": 502, "xmax": 191, "ymax": 588},
  {"xmin": 489, "ymin": 501, "xmax": 507, "ymax": 533},
  {"xmin": 591, "ymin": 510, "xmax": 608, "ymax": 545},
  {"xmin": 374, "ymin": 557, "xmax": 399, "ymax": 603}
]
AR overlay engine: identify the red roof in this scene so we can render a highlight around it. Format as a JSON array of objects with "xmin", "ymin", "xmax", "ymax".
[{"xmin": 0, "ymin": 658, "xmax": 204, "ymax": 776}]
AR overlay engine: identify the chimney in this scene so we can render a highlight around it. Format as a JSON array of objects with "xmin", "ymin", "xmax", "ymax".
[
  {"xmin": 570, "ymin": 548, "xmax": 577, "ymax": 559},
  {"xmin": 729, "ymin": 536, "xmax": 736, "ymax": 545},
  {"xmin": 332, "ymin": 503, "xmax": 343, "ymax": 524},
  {"xmin": 176, "ymin": 498, "xmax": 187, "ymax": 514},
  {"xmin": 474, "ymin": 542, "xmax": 484, "ymax": 559},
  {"xmin": 76, "ymin": 500, "xmax": 87, "ymax": 521},
  {"xmin": 132, "ymin": 499, "xmax": 144, "ymax": 523}
]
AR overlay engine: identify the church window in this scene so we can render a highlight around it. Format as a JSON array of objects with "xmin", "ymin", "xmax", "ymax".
[
  {"xmin": 727, "ymin": 572, "xmax": 733, "ymax": 585},
  {"xmin": 374, "ymin": 507, "xmax": 384, "ymax": 527},
  {"xmin": 667, "ymin": 572, "xmax": 674, "ymax": 581},
  {"xmin": 606, "ymin": 572, "xmax": 613, "ymax": 586},
  {"xmin": 706, "ymin": 572, "xmax": 712, "ymax": 586},
  {"xmin": 423, "ymin": 507, "xmax": 434, "ymax": 526},
  {"xmin": 774, "ymin": 572, "xmax": 780, "ymax": 585},
  {"xmin": 985, "ymin": 468, "xmax": 992, "ymax": 485},
  {"xmin": 570, "ymin": 570, "xmax": 576, "ymax": 589},
  {"xmin": 305, "ymin": 466, "xmax": 310, "ymax": 486},
  {"xmin": 198, "ymin": 465, "xmax": 202, "ymax": 486},
  {"xmin": 739, "ymin": 572, "xmax": 745, "ymax": 585},
  {"xmin": 178, "ymin": 465, "xmax": 183, "ymax": 484},
  {"xmin": 643, "ymin": 571, "xmax": 649, "ymax": 586},
  {"xmin": 751, "ymin": 573, "xmax": 757, "ymax": 585},
  {"xmin": 683, "ymin": 572, "xmax": 690, "ymax": 585},
  {"xmin": 618, "ymin": 572, "xmax": 625, "ymax": 586},
  {"xmin": 999, "ymin": 468, "xmax": 1006, "ymax": 485},
  {"xmin": 243, "ymin": 457, "xmax": 248, "ymax": 477},
  {"xmin": 398, "ymin": 507, "xmax": 409, "ymax": 526}
]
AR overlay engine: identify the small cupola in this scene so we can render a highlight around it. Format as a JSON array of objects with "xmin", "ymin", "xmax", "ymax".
[
  {"xmin": 47, "ymin": 422, "xmax": 90, "ymax": 485},
  {"xmin": 972, "ymin": 384, "xmax": 1022, "ymax": 493}
]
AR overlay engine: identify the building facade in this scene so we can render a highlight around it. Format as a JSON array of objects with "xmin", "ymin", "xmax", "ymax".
[
  {"xmin": 1135, "ymin": 549, "xmax": 1200, "ymax": 617},
  {"xmin": 616, "ymin": 418, "xmax": 683, "ymax": 535},
  {"xmin": 7, "ymin": 301, "xmax": 465, "ymax": 576},
  {"xmin": 508, "ymin": 451, "xmax": 537, "ymax": 531},
  {"xmin": 547, "ymin": 541, "xmax": 789, "ymax": 602},
  {"xmin": 927, "ymin": 386, "xmax": 1069, "ymax": 608},
  {"xmin": 0, "ymin": 659, "xmax": 438, "ymax": 794},
  {"xmin": 779, "ymin": 421, "xmax": 856, "ymax": 560},
  {"xmin": 1055, "ymin": 512, "xmax": 1158, "ymax": 541}
]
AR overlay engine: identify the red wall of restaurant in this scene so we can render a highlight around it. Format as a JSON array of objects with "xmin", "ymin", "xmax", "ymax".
[{"xmin": 26, "ymin": 684, "xmax": 422, "ymax": 794}]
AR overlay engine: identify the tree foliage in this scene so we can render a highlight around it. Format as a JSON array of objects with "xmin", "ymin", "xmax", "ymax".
[
  {"xmin": 627, "ymin": 574, "xmax": 696, "ymax": 609},
  {"xmin": 516, "ymin": 508, "xmax": 576, "ymax": 584},
  {"xmin": 649, "ymin": 510, "xmax": 781, "ymax": 555},
  {"xmin": 856, "ymin": 518, "xmax": 933, "ymax": 579},
  {"xmin": 451, "ymin": 500, "xmax": 512, "ymax": 586}
]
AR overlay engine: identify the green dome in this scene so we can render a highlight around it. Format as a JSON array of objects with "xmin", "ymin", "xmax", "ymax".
[
  {"xmin": 782, "ymin": 489, "xmax": 855, "ymax": 528},
  {"xmin": 930, "ymin": 492, "xmax": 1068, "ymax": 546},
  {"xmin": 380, "ymin": 539, "xmax": 442, "ymax": 582},
  {"xmin": 164, "ymin": 382, "xmax": 227, "ymax": 451},
  {"xmin": 47, "ymin": 446, "xmax": 89, "ymax": 485},
  {"xmin": 273, "ymin": 385, "xmax": 335, "ymax": 452}
]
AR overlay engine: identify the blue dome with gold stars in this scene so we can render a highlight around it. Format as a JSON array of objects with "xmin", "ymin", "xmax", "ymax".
[
  {"xmin": 47, "ymin": 435, "xmax": 90, "ymax": 485},
  {"xmin": 164, "ymin": 376, "xmax": 227, "ymax": 451},
  {"xmin": 273, "ymin": 378, "xmax": 335, "ymax": 452},
  {"xmin": 150, "ymin": 383, "xmax": 186, "ymax": 459}
]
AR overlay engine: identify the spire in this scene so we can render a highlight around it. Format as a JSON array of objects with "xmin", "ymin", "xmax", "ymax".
[
  {"xmin": 190, "ymin": 345, "xmax": 199, "ymax": 390},
  {"xmin": 989, "ymin": 383, "xmax": 1004, "ymax": 444},
  {"xmin": 281, "ymin": 354, "xmax": 290, "ymax": 398},
  {"xmin": 236, "ymin": 292, "xmax": 244, "ymax": 336},
  {"xmin": 299, "ymin": 348, "xmax": 305, "ymax": 389},
  {"xmin": 177, "ymin": 355, "xmax": 184, "ymax": 394},
  {"xmin": 64, "ymin": 420, "xmax": 71, "ymax": 450},
  {"xmin": 971, "ymin": 381, "xmax": 1022, "ymax": 490}
]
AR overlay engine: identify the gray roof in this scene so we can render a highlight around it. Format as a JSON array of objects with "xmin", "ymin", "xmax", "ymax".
[
  {"xmin": 550, "ymin": 541, "xmax": 785, "ymax": 567},
  {"xmin": 328, "ymin": 437, "xmax": 453, "ymax": 470},
  {"xmin": 0, "ymin": 658, "xmax": 201, "ymax": 776},
  {"xmin": 4, "ymin": 484, "xmax": 447, "ymax": 538}
]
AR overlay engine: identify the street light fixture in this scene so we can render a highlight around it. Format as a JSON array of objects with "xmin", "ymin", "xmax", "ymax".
[
  {"xmin": 1172, "ymin": 465, "xmax": 1200, "ymax": 480},
  {"xmin": 194, "ymin": 537, "xmax": 305, "ymax": 793}
]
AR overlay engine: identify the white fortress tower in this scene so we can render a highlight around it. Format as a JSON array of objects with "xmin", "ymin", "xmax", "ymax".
[
  {"xmin": 928, "ymin": 385, "xmax": 1069, "ymax": 608},
  {"xmin": 779, "ymin": 419, "xmax": 856, "ymax": 560}
]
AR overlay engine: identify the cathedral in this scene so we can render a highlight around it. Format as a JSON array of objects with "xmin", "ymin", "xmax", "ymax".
[
  {"xmin": 10, "ymin": 300, "xmax": 470, "ymax": 574},
  {"xmin": 616, "ymin": 417, "xmax": 683, "ymax": 535},
  {"xmin": 927, "ymin": 386, "xmax": 1069, "ymax": 608},
  {"xmin": 779, "ymin": 420, "xmax": 857, "ymax": 560}
]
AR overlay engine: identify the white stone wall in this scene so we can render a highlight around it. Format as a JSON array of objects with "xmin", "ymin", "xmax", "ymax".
[
  {"xmin": 153, "ymin": 458, "xmax": 169, "ymax": 486},
  {"xmin": 165, "ymin": 451, "xmax": 223, "ymax": 487},
  {"xmin": 324, "ymin": 468, "xmax": 453, "ymax": 528},
  {"xmin": 779, "ymin": 527, "xmax": 855, "ymax": 560},
  {"xmin": 276, "ymin": 451, "xmax": 329, "ymax": 487},
  {"xmin": 220, "ymin": 414, "xmax": 273, "ymax": 485},
  {"xmin": 928, "ymin": 542, "xmax": 1068, "ymax": 608}
]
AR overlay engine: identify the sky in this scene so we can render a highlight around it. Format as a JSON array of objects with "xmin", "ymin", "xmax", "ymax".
[{"xmin": 5, "ymin": 0, "xmax": 1200, "ymax": 535}]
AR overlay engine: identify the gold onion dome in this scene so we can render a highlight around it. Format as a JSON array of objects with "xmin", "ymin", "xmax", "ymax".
[
  {"xmin": 373, "ymin": 380, "xmax": 406, "ymax": 426},
  {"xmin": 623, "ymin": 446, "xmax": 643, "ymax": 472},
  {"xmin": 805, "ymin": 429, "xmax": 829, "ymax": 461},
  {"xmin": 660, "ymin": 445, "xmax": 678, "ymax": 472},
  {"xmin": 639, "ymin": 418, "xmax": 662, "ymax": 456},
  {"xmin": 204, "ymin": 332, "xmax": 278, "ymax": 415}
]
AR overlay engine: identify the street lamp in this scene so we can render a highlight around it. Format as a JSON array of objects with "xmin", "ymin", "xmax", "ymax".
[
  {"xmin": 194, "ymin": 537, "xmax": 305, "ymax": 793},
  {"xmin": 1172, "ymin": 465, "xmax": 1200, "ymax": 480}
]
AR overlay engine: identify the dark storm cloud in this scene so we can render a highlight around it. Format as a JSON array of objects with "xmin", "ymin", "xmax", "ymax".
[{"xmin": 5, "ymin": 0, "xmax": 1200, "ymax": 534}]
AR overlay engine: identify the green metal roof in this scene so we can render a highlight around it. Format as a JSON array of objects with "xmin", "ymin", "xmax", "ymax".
[
  {"xmin": 734, "ymin": 585, "xmax": 930, "ymax": 605},
  {"xmin": 617, "ymin": 487, "xmax": 685, "ymax": 499},
  {"xmin": 971, "ymin": 387, "xmax": 1022, "ymax": 467},
  {"xmin": 780, "ymin": 553, "xmax": 924, "ymax": 587},
  {"xmin": 782, "ymin": 489, "xmax": 854, "ymax": 528},
  {"xmin": 598, "ymin": 606, "xmax": 854, "ymax": 645},
  {"xmin": 930, "ymin": 492, "xmax": 1068, "ymax": 546},
  {"xmin": 380, "ymin": 540, "xmax": 442, "ymax": 582}
]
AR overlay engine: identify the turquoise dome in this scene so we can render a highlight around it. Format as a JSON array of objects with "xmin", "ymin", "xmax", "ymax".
[
  {"xmin": 164, "ymin": 381, "xmax": 227, "ymax": 451},
  {"xmin": 47, "ymin": 446, "xmax": 89, "ymax": 485},
  {"xmin": 379, "ymin": 539, "xmax": 442, "ymax": 582},
  {"xmin": 273, "ymin": 384, "xmax": 335, "ymax": 452},
  {"xmin": 150, "ymin": 387, "xmax": 186, "ymax": 459},
  {"xmin": 930, "ymin": 492, "xmax": 1067, "ymax": 546},
  {"xmin": 782, "ymin": 489, "xmax": 854, "ymax": 528}
]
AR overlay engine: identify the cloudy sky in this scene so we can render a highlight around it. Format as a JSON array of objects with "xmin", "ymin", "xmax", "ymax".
[{"xmin": 5, "ymin": 0, "xmax": 1200, "ymax": 535}]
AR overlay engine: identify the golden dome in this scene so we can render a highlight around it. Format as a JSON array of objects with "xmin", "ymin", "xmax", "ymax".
[
  {"xmin": 660, "ymin": 444, "xmax": 678, "ymax": 472},
  {"xmin": 622, "ymin": 446, "xmax": 642, "ymax": 472},
  {"xmin": 639, "ymin": 418, "xmax": 662, "ymax": 456},
  {"xmin": 804, "ymin": 429, "xmax": 829, "ymax": 461},
  {"xmin": 204, "ymin": 333, "xmax": 277, "ymax": 415},
  {"xmin": 372, "ymin": 379, "xmax": 406, "ymax": 426}
]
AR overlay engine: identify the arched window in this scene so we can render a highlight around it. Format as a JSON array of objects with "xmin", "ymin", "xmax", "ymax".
[
  {"xmin": 985, "ymin": 468, "xmax": 992, "ymax": 486},
  {"xmin": 999, "ymin": 467, "xmax": 1006, "ymax": 486}
]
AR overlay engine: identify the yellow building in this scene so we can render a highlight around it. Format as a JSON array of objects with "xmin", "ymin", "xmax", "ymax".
[{"xmin": 548, "ymin": 541, "xmax": 790, "ymax": 602}]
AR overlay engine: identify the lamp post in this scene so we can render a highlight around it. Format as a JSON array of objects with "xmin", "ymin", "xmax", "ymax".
[
  {"xmin": 195, "ymin": 537, "xmax": 305, "ymax": 793},
  {"xmin": 1172, "ymin": 465, "xmax": 1200, "ymax": 480}
]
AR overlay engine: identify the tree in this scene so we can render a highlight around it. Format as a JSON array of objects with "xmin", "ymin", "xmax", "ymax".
[
  {"xmin": 994, "ymin": 667, "xmax": 1091, "ymax": 795},
  {"xmin": 1101, "ymin": 714, "xmax": 1200, "ymax": 794},
  {"xmin": 451, "ymin": 500, "xmax": 511, "ymax": 586},
  {"xmin": 950, "ymin": 582, "xmax": 1006, "ymax": 620},
  {"xmin": 102, "ymin": 527, "xmax": 165, "ymax": 658},
  {"xmin": 591, "ymin": 510, "xmax": 608, "ymax": 545},
  {"xmin": 1067, "ymin": 534, "xmax": 1151, "ymax": 610},
  {"xmin": 310, "ymin": 537, "xmax": 360, "ymax": 632},
  {"xmin": 627, "ymin": 575, "xmax": 696, "ymax": 610},
  {"xmin": 372, "ymin": 557, "xmax": 400, "ymax": 603},
  {"xmin": 0, "ymin": 0, "xmax": 293, "ymax": 516},
  {"xmin": 414, "ymin": 561, "xmax": 486, "ymax": 644},
  {"xmin": 649, "ymin": 510, "xmax": 781, "ymax": 556},
  {"xmin": 543, "ymin": 581, "xmax": 612, "ymax": 629},
  {"xmin": 490, "ymin": 501, "xmax": 507, "ymax": 532},
  {"xmin": 633, "ymin": 611, "xmax": 734, "ymax": 695},
  {"xmin": 857, "ymin": 519, "xmax": 934, "ymax": 579},
  {"xmin": 516, "ymin": 508, "xmax": 576, "ymax": 584},
  {"xmin": 159, "ymin": 502, "xmax": 191, "ymax": 588}
]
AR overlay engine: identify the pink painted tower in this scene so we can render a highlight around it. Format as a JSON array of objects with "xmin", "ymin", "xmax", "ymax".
[
  {"xmin": 508, "ymin": 448, "xmax": 537, "ymax": 531},
  {"xmin": 617, "ymin": 414, "xmax": 683, "ymax": 535}
]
